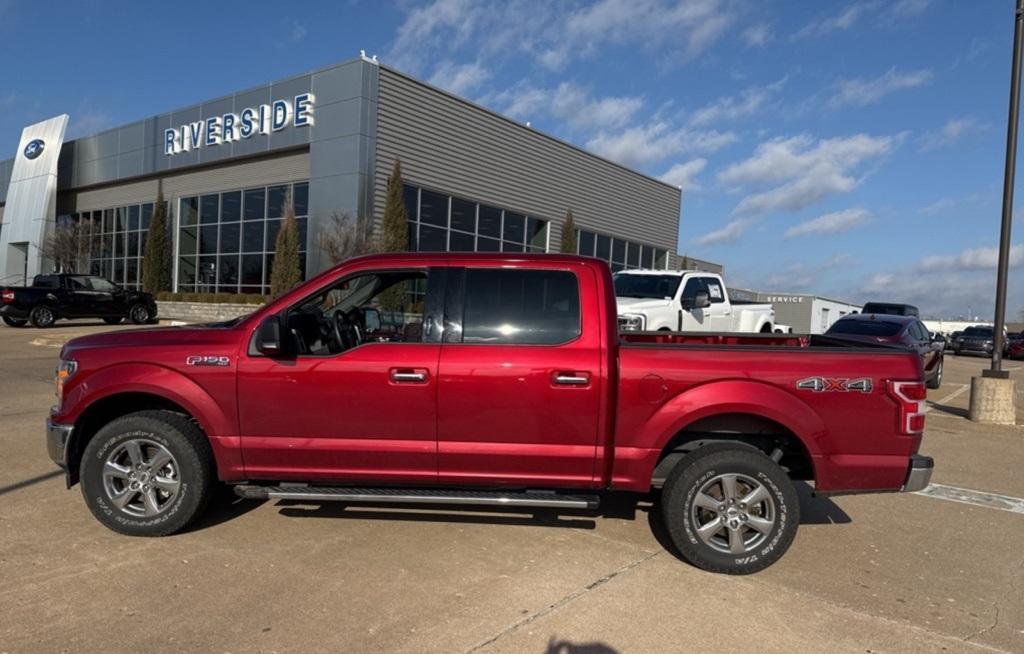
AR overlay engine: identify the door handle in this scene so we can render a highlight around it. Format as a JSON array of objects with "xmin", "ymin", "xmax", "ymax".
[
  {"xmin": 553, "ymin": 372, "xmax": 591, "ymax": 386},
  {"xmin": 390, "ymin": 369, "xmax": 428, "ymax": 383}
]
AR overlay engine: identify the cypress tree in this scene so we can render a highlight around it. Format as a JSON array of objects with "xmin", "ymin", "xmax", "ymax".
[
  {"xmin": 141, "ymin": 189, "xmax": 172, "ymax": 293},
  {"xmin": 560, "ymin": 208, "xmax": 578, "ymax": 254},
  {"xmin": 378, "ymin": 159, "xmax": 410, "ymax": 310},
  {"xmin": 269, "ymin": 193, "xmax": 303, "ymax": 299}
]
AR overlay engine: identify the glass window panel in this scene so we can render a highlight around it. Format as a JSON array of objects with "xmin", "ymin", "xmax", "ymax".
[
  {"xmin": 407, "ymin": 222, "xmax": 419, "ymax": 252},
  {"xmin": 449, "ymin": 230, "xmax": 475, "ymax": 252},
  {"xmin": 595, "ymin": 234, "xmax": 611, "ymax": 261},
  {"xmin": 103, "ymin": 209, "xmax": 114, "ymax": 232},
  {"xmin": 127, "ymin": 232, "xmax": 139, "ymax": 257},
  {"xmin": 126, "ymin": 259, "xmax": 138, "ymax": 286},
  {"xmin": 450, "ymin": 198, "xmax": 476, "ymax": 232},
  {"xmin": 418, "ymin": 224, "xmax": 446, "ymax": 251},
  {"xmin": 180, "ymin": 197, "xmax": 198, "ymax": 227},
  {"xmin": 643, "ymin": 247, "xmax": 655, "ymax": 269},
  {"xmin": 655, "ymin": 249, "xmax": 668, "ymax": 269},
  {"xmin": 403, "ymin": 185, "xmax": 418, "ymax": 221},
  {"xmin": 115, "ymin": 207, "xmax": 126, "ymax": 231},
  {"xmin": 141, "ymin": 203, "xmax": 153, "ymax": 230},
  {"xmin": 92, "ymin": 210, "xmax": 103, "ymax": 223},
  {"xmin": 113, "ymin": 232, "xmax": 123, "ymax": 258},
  {"xmin": 627, "ymin": 242, "xmax": 640, "ymax": 267},
  {"xmin": 419, "ymin": 190, "xmax": 448, "ymax": 227},
  {"xmin": 242, "ymin": 221, "xmax": 264, "ymax": 253},
  {"xmin": 128, "ymin": 205, "xmax": 140, "ymax": 231},
  {"xmin": 264, "ymin": 254, "xmax": 274, "ymax": 286},
  {"xmin": 502, "ymin": 241, "xmax": 524, "ymax": 253},
  {"xmin": 265, "ymin": 219, "xmax": 281, "ymax": 251},
  {"xmin": 476, "ymin": 236, "xmax": 500, "ymax": 252},
  {"xmin": 292, "ymin": 183, "xmax": 309, "ymax": 216},
  {"xmin": 178, "ymin": 257, "xmax": 197, "ymax": 290},
  {"xmin": 221, "ymin": 191, "xmax": 241, "ymax": 222},
  {"xmin": 180, "ymin": 225, "xmax": 197, "ymax": 256},
  {"xmin": 267, "ymin": 185, "xmax": 288, "ymax": 218},
  {"xmin": 478, "ymin": 205, "xmax": 502, "ymax": 238},
  {"xmin": 220, "ymin": 222, "xmax": 240, "ymax": 254},
  {"xmin": 612, "ymin": 239, "xmax": 626, "ymax": 264},
  {"xmin": 139, "ymin": 233, "xmax": 146, "ymax": 257},
  {"xmin": 462, "ymin": 269, "xmax": 581, "ymax": 345},
  {"xmin": 296, "ymin": 218, "xmax": 308, "ymax": 252},
  {"xmin": 527, "ymin": 218, "xmax": 546, "ymax": 249},
  {"xmin": 610, "ymin": 262, "xmax": 625, "ymax": 273},
  {"xmin": 218, "ymin": 255, "xmax": 240, "ymax": 286},
  {"xmin": 197, "ymin": 256, "xmax": 217, "ymax": 291},
  {"xmin": 241, "ymin": 254, "xmax": 263, "ymax": 285},
  {"xmin": 89, "ymin": 260, "xmax": 101, "ymax": 276},
  {"xmin": 578, "ymin": 230, "xmax": 595, "ymax": 256},
  {"xmin": 102, "ymin": 233, "xmax": 113, "ymax": 257},
  {"xmin": 199, "ymin": 225, "xmax": 218, "ymax": 255},
  {"xmin": 200, "ymin": 194, "xmax": 219, "ymax": 225},
  {"xmin": 114, "ymin": 259, "xmax": 125, "ymax": 284},
  {"xmin": 503, "ymin": 212, "xmax": 525, "ymax": 242},
  {"xmin": 243, "ymin": 188, "xmax": 266, "ymax": 221}
]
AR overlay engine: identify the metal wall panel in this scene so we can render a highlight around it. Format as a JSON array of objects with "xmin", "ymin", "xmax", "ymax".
[{"xmin": 373, "ymin": 67, "xmax": 681, "ymax": 257}]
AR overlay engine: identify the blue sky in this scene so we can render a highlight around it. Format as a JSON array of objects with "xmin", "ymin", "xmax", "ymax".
[{"xmin": 1, "ymin": 0, "xmax": 1021, "ymax": 318}]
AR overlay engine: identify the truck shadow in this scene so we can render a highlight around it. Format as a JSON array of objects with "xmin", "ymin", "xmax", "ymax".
[
  {"xmin": 927, "ymin": 402, "xmax": 969, "ymax": 418},
  {"xmin": 546, "ymin": 637, "xmax": 619, "ymax": 654}
]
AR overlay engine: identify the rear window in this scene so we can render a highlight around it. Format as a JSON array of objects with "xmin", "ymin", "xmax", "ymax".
[
  {"xmin": 963, "ymin": 327, "xmax": 993, "ymax": 337},
  {"xmin": 32, "ymin": 275, "xmax": 60, "ymax": 288},
  {"xmin": 462, "ymin": 269, "xmax": 581, "ymax": 344},
  {"xmin": 827, "ymin": 319, "xmax": 904, "ymax": 337}
]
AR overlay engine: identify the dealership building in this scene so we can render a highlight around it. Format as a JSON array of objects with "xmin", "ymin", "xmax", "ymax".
[
  {"xmin": 0, "ymin": 55, "xmax": 682, "ymax": 293},
  {"xmin": 728, "ymin": 289, "xmax": 862, "ymax": 334}
]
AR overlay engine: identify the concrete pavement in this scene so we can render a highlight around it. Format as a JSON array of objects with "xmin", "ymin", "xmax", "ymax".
[{"xmin": 1, "ymin": 322, "xmax": 1022, "ymax": 653}]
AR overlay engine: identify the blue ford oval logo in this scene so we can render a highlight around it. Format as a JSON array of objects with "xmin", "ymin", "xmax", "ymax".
[{"xmin": 24, "ymin": 139, "xmax": 45, "ymax": 160}]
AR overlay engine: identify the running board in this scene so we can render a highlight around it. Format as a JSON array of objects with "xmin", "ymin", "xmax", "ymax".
[{"xmin": 233, "ymin": 484, "xmax": 600, "ymax": 510}]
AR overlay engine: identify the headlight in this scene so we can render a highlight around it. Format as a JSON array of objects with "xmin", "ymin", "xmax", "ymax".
[
  {"xmin": 619, "ymin": 314, "xmax": 646, "ymax": 331},
  {"xmin": 55, "ymin": 359, "xmax": 77, "ymax": 406}
]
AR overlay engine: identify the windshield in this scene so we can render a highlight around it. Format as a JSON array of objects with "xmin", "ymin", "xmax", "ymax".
[
  {"xmin": 613, "ymin": 274, "xmax": 682, "ymax": 300},
  {"xmin": 827, "ymin": 319, "xmax": 903, "ymax": 337},
  {"xmin": 963, "ymin": 327, "xmax": 993, "ymax": 337}
]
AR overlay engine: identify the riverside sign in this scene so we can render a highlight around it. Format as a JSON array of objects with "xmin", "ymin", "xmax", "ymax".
[{"xmin": 163, "ymin": 93, "xmax": 315, "ymax": 156}]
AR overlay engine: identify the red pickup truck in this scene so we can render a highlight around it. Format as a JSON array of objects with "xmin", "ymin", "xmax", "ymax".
[{"xmin": 47, "ymin": 254, "xmax": 932, "ymax": 574}]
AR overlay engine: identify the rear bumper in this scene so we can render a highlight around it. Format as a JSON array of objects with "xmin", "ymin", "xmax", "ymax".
[{"xmin": 900, "ymin": 454, "xmax": 933, "ymax": 492}]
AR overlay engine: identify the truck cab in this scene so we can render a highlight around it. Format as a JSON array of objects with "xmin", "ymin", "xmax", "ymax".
[{"xmin": 615, "ymin": 270, "xmax": 775, "ymax": 333}]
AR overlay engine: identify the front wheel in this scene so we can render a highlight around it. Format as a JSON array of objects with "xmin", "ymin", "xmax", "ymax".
[
  {"xmin": 1, "ymin": 315, "xmax": 28, "ymax": 327},
  {"xmin": 661, "ymin": 447, "xmax": 799, "ymax": 575},
  {"xmin": 80, "ymin": 410, "xmax": 214, "ymax": 536},
  {"xmin": 128, "ymin": 303, "xmax": 152, "ymax": 325}
]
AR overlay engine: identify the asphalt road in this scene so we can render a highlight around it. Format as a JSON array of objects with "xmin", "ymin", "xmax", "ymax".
[{"xmin": 1, "ymin": 321, "xmax": 1022, "ymax": 653}]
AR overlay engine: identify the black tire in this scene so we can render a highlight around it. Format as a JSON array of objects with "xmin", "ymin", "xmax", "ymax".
[
  {"xmin": 926, "ymin": 358, "xmax": 943, "ymax": 390},
  {"xmin": 103, "ymin": 316, "xmax": 124, "ymax": 325},
  {"xmin": 1, "ymin": 315, "xmax": 28, "ymax": 327},
  {"xmin": 79, "ymin": 410, "xmax": 214, "ymax": 537},
  {"xmin": 128, "ymin": 303, "xmax": 151, "ymax": 325},
  {"xmin": 661, "ymin": 446, "xmax": 799, "ymax": 575},
  {"xmin": 29, "ymin": 304, "xmax": 56, "ymax": 328}
]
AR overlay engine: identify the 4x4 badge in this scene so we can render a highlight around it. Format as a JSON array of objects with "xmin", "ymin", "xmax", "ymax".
[{"xmin": 796, "ymin": 377, "xmax": 872, "ymax": 393}]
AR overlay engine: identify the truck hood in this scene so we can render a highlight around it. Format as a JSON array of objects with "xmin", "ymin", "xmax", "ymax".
[
  {"xmin": 616, "ymin": 297, "xmax": 673, "ymax": 314},
  {"xmin": 61, "ymin": 324, "xmax": 243, "ymax": 356}
]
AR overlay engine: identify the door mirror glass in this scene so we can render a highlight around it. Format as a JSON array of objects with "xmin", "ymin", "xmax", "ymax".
[
  {"xmin": 682, "ymin": 291, "xmax": 710, "ymax": 310},
  {"xmin": 256, "ymin": 315, "xmax": 286, "ymax": 356}
]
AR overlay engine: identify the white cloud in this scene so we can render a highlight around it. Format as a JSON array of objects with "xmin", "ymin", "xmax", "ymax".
[
  {"xmin": 829, "ymin": 67, "xmax": 933, "ymax": 108},
  {"xmin": 793, "ymin": 2, "xmax": 879, "ymax": 39},
  {"xmin": 919, "ymin": 198, "xmax": 957, "ymax": 215},
  {"xmin": 883, "ymin": 0, "xmax": 932, "ymax": 21},
  {"xmin": 694, "ymin": 218, "xmax": 755, "ymax": 246},
  {"xmin": 487, "ymin": 82, "xmax": 643, "ymax": 130},
  {"xmin": 918, "ymin": 244, "xmax": 1023, "ymax": 272},
  {"xmin": 688, "ymin": 78, "xmax": 785, "ymax": 127},
  {"xmin": 429, "ymin": 61, "xmax": 492, "ymax": 96},
  {"xmin": 919, "ymin": 117, "xmax": 986, "ymax": 151},
  {"xmin": 660, "ymin": 158, "xmax": 707, "ymax": 191},
  {"xmin": 290, "ymin": 22, "xmax": 307, "ymax": 42},
  {"xmin": 784, "ymin": 208, "xmax": 871, "ymax": 238},
  {"xmin": 587, "ymin": 123, "xmax": 736, "ymax": 167},
  {"xmin": 742, "ymin": 23, "xmax": 773, "ymax": 47},
  {"xmin": 719, "ymin": 133, "xmax": 897, "ymax": 215}
]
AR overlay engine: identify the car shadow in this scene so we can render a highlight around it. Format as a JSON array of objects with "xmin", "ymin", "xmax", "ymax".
[
  {"xmin": 928, "ymin": 403, "xmax": 969, "ymax": 418},
  {"xmin": 182, "ymin": 485, "xmax": 267, "ymax": 533},
  {"xmin": 546, "ymin": 637, "xmax": 620, "ymax": 654}
]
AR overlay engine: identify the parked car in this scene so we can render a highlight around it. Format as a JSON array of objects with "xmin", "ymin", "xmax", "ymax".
[
  {"xmin": 861, "ymin": 302, "xmax": 919, "ymax": 317},
  {"xmin": 825, "ymin": 314, "xmax": 944, "ymax": 389},
  {"xmin": 1009, "ymin": 333, "xmax": 1024, "ymax": 360},
  {"xmin": 1, "ymin": 274, "xmax": 157, "ymax": 328},
  {"xmin": 47, "ymin": 253, "xmax": 932, "ymax": 575},
  {"xmin": 615, "ymin": 270, "xmax": 775, "ymax": 333},
  {"xmin": 954, "ymin": 326, "xmax": 1007, "ymax": 357}
]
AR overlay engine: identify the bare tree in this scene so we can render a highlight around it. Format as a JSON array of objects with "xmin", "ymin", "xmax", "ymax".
[
  {"xmin": 318, "ymin": 210, "xmax": 378, "ymax": 265},
  {"xmin": 41, "ymin": 219, "xmax": 97, "ymax": 273}
]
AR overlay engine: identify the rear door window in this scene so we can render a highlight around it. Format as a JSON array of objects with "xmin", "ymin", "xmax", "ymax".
[{"xmin": 461, "ymin": 269, "xmax": 580, "ymax": 344}]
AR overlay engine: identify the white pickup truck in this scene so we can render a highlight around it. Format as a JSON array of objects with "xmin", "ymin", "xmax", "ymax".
[{"xmin": 615, "ymin": 270, "xmax": 775, "ymax": 333}]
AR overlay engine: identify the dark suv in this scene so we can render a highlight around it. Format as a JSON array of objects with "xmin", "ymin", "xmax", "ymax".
[
  {"xmin": 954, "ymin": 326, "xmax": 1006, "ymax": 357},
  {"xmin": 861, "ymin": 302, "xmax": 919, "ymax": 317}
]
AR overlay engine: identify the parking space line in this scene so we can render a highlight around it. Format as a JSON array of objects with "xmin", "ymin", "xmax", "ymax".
[
  {"xmin": 916, "ymin": 483, "xmax": 1024, "ymax": 515},
  {"xmin": 925, "ymin": 384, "xmax": 968, "ymax": 413}
]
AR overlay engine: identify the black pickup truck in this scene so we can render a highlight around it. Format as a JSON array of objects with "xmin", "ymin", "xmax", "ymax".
[{"xmin": 1, "ymin": 274, "xmax": 157, "ymax": 328}]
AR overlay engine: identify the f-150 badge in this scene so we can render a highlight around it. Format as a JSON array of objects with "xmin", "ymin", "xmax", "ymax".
[
  {"xmin": 186, "ymin": 355, "xmax": 231, "ymax": 367},
  {"xmin": 796, "ymin": 377, "xmax": 872, "ymax": 393}
]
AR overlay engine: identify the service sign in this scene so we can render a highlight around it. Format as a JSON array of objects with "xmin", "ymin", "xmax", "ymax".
[{"xmin": 164, "ymin": 93, "xmax": 315, "ymax": 156}]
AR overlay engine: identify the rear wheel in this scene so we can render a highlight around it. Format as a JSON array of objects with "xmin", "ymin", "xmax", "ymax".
[
  {"xmin": 29, "ymin": 305, "xmax": 56, "ymax": 328},
  {"xmin": 927, "ymin": 358, "xmax": 943, "ymax": 389},
  {"xmin": 1, "ymin": 316, "xmax": 28, "ymax": 327},
  {"xmin": 79, "ymin": 410, "xmax": 213, "ymax": 536},
  {"xmin": 661, "ymin": 447, "xmax": 799, "ymax": 574}
]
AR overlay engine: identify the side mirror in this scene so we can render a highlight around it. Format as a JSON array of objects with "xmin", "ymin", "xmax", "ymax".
[
  {"xmin": 682, "ymin": 291, "xmax": 711, "ymax": 310},
  {"xmin": 256, "ymin": 314, "xmax": 286, "ymax": 356}
]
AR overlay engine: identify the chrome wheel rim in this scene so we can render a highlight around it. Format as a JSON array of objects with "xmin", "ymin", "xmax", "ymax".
[
  {"xmin": 131, "ymin": 305, "xmax": 148, "ymax": 323},
  {"xmin": 36, "ymin": 307, "xmax": 53, "ymax": 325},
  {"xmin": 691, "ymin": 473, "xmax": 776, "ymax": 555},
  {"xmin": 102, "ymin": 438, "xmax": 180, "ymax": 517}
]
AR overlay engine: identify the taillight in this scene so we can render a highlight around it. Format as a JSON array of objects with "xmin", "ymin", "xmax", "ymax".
[
  {"xmin": 887, "ymin": 380, "xmax": 926, "ymax": 434},
  {"xmin": 1, "ymin": 288, "xmax": 13, "ymax": 304}
]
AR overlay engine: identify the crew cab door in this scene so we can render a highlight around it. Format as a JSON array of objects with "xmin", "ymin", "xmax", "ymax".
[
  {"xmin": 236, "ymin": 267, "xmax": 444, "ymax": 483},
  {"xmin": 84, "ymin": 276, "xmax": 129, "ymax": 317},
  {"xmin": 436, "ymin": 265, "xmax": 603, "ymax": 487}
]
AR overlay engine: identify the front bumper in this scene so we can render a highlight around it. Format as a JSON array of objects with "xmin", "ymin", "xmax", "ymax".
[
  {"xmin": 901, "ymin": 454, "xmax": 933, "ymax": 492},
  {"xmin": 46, "ymin": 419, "xmax": 73, "ymax": 469}
]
